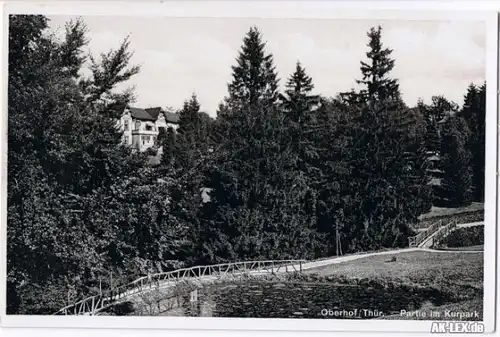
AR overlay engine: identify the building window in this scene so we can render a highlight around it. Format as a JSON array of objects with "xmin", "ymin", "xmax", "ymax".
[
  {"xmin": 124, "ymin": 120, "xmax": 129, "ymax": 131},
  {"xmin": 146, "ymin": 124, "xmax": 153, "ymax": 131}
]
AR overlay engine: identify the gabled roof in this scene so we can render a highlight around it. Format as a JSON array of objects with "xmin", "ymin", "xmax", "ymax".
[
  {"xmin": 125, "ymin": 106, "xmax": 180, "ymax": 124},
  {"xmin": 145, "ymin": 107, "xmax": 162, "ymax": 120},
  {"xmin": 128, "ymin": 107, "xmax": 158, "ymax": 121},
  {"xmin": 164, "ymin": 110, "xmax": 180, "ymax": 124}
]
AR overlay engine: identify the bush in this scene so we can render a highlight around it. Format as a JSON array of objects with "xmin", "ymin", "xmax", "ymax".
[
  {"xmin": 441, "ymin": 226, "xmax": 484, "ymax": 248},
  {"xmin": 145, "ymin": 147, "xmax": 158, "ymax": 156}
]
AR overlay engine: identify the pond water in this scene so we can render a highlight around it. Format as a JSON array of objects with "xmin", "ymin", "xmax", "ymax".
[{"xmin": 157, "ymin": 281, "xmax": 448, "ymax": 319}]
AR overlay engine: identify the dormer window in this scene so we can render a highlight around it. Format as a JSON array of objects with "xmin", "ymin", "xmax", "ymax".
[{"xmin": 146, "ymin": 125, "xmax": 153, "ymax": 131}]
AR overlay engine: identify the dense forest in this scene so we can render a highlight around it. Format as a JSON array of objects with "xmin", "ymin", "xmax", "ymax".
[{"xmin": 7, "ymin": 16, "xmax": 486, "ymax": 314}]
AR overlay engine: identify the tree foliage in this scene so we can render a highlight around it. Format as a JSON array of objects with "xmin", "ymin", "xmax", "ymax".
[
  {"xmin": 332, "ymin": 26, "xmax": 431, "ymax": 251},
  {"xmin": 8, "ymin": 19, "xmax": 482, "ymax": 315},
  {"xmin": 341, "ymin": 26, "xmax": 400, "ymax": 105},
  {"xmin": 440, "ymin": 117, "xmax": 473, "ymax": 206},
  {"xmin": 221, "ymin": 26, "xmax": 279, "ymax": 112},
  {"xmin": 7, "ymin": 15, "xmax": 186, "ymax": 314},
  {"xmin": 458, "ymin": 83, "xmax": 486, "ymax": 201}
]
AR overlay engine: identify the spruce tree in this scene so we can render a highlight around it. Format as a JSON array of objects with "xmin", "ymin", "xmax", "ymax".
[
  {"xmin": 201, "ymin": 103, "xmax": 317, "ymax": 263},
  {"xmin": 356, "ymin": 26, "xmax": 400, "ymax": 104},
  {"xmin": 165, "ymin": 94, "xmax": 217, "ymax": 266},
  {"xmin": 311, "ymin": 101, "xmax": 353, "ymax": 256},
  {"xmin": 335, "ymin": 25, "xmax": 431, "ymax": 251},
  {"xmin": 417, "ymin": 99, "xmax": 440, "ymax": 155},
  {"xmin": 459, "ymin": 83, "xmax": 486, "ymax": 201},
  {"xmin": 280, "ymin": 62, "xmax": 321, "ymax": 173},
  {"xmin": 175, "ymin": 94, "xmax": 212, "ymax": 169},
  {"xmin": 425, "ymin": 114, "xmax": 441, "ymax": 155},
  {"xmin": 460, "ymin": 84, "xmax": 480, "ymax": 122},
  {"xmin": 159, "ymin": 126, "xmax": 177, "ymax": 167},
  {"xmin": 280, "ymin": 62, "xmax": 320, "ymax": 118},
  {"xmin": 178, "ymin": 94, "xmax": 201, "ymax": 135},
  {"xmin": 215, "ymin": 27, "xmax": 280, "ymax": 145},
  {"xmin": 201, "ymin": 30, "xmax": 316, "ymax": 263},
  {"xmin": 225, "ymin": 26, "xmax": 279, "ymax": 110},
  {"xmin": 440, "ymin": 116, "xmax": 473, "ymax": 206}
]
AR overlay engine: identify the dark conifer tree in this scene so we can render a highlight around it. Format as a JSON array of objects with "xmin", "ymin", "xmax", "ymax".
[
  {"xmin": 440, "ymin": 116, "xmax": 473, "ymax": 206},
  {"xmin": 335, "ymin": 25, "xmax": 431, "ymax": 251},
  {"xmin": 224, "ymin": 26, "xmax": 279, "ymax": 110},
  {"xmin": 458, "ymin": 82, "xmax": 486, "ymax": 201},
  {"xmin": 417, "ymin": 99, "xmax": 440, "ymax": 155},
  {"xmin": 202, "ymin": 103, "xmax": 317, "ymax": 263},
  {"xmin": 459, "ymin": 83, "xmax": 480, "ymax": 123},
  {"xmin": 159, "ymin": 126, "xmax": 177, "ymax": 167},
  {"xmin": 178, "ymin": 94, "xmax": 201, "ymax": 135},
  {"xmin": 474, "ymin": 83, "xmax": 486, "ymax": 201},
  {"xmin": 280, "ymin": 62, "xmax": 321, "ymax": 173},
  {"xmin": 214, "ymin": 27, "xmax": 280, "ymax": 145},
  {"xmin": 424, "ymin": 117, "xmax": 441, "ymax": 155},
  {"xmin": 201, "ymin": 29, "xmax": 317, "ymax": 263},
  {"xmin": 356, "ymin": 26, "xmax": 401, "ymax": 104},
  {"xmin": 280, "ymin": 62, "xmax": 320, "ymax": 117}
]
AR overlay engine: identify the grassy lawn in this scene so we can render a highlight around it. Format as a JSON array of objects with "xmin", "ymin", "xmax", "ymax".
[
  {"xmin": 419, "ymin": 202, "xmax": 484, "ymax": 220},
  {"xmin": 414, "ymin": 203, "xmax": 484, "ymax": 230},
  {"xmin": 434, "ymin": 245, "xmax": 483, "ymax": 252},
  {"xmin": 306, "ymin": 250, "xmax": 483, "ymax": 320},
  {"xmin": 307, "ymin": 251, "xmax": 482, "ymax": 284}
]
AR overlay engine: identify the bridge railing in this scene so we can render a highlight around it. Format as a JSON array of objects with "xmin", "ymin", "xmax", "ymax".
[
  {"xmin": 54, "ymin": 259, "xmax": 307, "ymax": 316},
  {"xmin": 428, "ymin": 220, "xmax": 458, "ymax": 248},
  {"xmin": 408, "ymin": 220, "xmax": 442, "ymax": 247}
]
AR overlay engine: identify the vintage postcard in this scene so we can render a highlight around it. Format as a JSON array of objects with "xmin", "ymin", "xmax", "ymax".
[{"xmin": 0, "ymin": 1, "xmax": 497, "ymax": 334}]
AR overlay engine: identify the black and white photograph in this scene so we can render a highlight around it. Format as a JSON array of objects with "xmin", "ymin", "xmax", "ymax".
[{"xmin": 1, "ymin": 1, "xmax": 498, "ymax": 334}]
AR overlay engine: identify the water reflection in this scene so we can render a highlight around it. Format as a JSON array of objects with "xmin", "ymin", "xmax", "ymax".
[{"xmin": 156, "ymin": 281, "xmax": 449, "ymax": 319}]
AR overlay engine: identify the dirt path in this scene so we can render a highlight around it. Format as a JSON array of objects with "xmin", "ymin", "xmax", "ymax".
[{"xmin": 297, "ymin": 246, "xmax": 482, "ymax": 271}]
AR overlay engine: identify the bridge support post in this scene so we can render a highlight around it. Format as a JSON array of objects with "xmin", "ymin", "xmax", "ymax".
[{"xmin": 190, "ymin": 289, "xmax": 198, "ymax": 303}]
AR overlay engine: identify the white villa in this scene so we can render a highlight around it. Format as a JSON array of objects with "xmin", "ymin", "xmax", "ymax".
[{"xmin": 117, "ymin": 106, "xmax": 180, "ymax": 152}]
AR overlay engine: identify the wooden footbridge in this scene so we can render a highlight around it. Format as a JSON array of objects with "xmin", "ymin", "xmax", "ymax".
[
  {"xmin": 55, "ymin": 219, "xmax": 483, "ymax": 316},
  {"xmin": 408, "ymin": 219, "xmax": 483, "ymax": 248},
  {"xmin": 408, "ymin": 219, "xmax": 456, "ymax": 248},
  {"xmin": 54, "ymin": 259, "xmax": 306, "ymax": 316}
]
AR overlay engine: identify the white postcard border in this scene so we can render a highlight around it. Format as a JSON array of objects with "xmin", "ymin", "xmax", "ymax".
[{"xmin": 0, "ymin": 1, "xmax": 497, "ymax": 334}]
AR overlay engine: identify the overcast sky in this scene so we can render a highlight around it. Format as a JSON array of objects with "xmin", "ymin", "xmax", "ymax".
[{"xmin": 47, "ymin": 16, "xmax": 486, "ymax": 117}]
